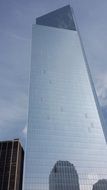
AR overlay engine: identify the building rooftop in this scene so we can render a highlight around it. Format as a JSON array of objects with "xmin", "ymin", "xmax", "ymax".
[{"xmin": 36, "ymin": 5, "xmax": 76, "ymax": 30}]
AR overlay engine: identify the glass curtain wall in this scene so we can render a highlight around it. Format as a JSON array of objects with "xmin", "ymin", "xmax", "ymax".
[{"xmin": 23, "ymin": 5, "xmax": 107, "ymax": 190}]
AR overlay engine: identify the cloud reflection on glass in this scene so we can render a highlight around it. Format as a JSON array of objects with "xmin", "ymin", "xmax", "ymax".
[{"xmin": 23, "ymin": 6, "xmax": 107, "ymax": 190}]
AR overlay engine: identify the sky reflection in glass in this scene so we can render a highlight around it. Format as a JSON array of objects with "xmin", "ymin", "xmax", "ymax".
[{"xmin": 23, "ymin": 6, "xmax": 107, "ymax": 190}]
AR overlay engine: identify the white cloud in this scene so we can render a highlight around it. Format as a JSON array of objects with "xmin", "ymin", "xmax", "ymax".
[
  {"xmin": 0, "ymin": 93, "xmax": 28, "ymax": 125},
  {"xmin": 22, "ymin": 125, "xmax": 27, "ymax": 135},
  {"xmin": 94, "ymin": 71, "xmax": 107, "ymax": 107}
]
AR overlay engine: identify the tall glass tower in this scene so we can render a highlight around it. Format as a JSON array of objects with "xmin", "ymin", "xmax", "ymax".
[{"xmin": 23, "ymin": 5, "xmax": 107, "ymax": 190}]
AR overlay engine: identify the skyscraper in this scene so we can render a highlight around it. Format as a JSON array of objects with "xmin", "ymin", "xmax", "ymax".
[
  {"xmin": 92, "ymin": 179, "xmax": 107, "ymax": 190},
  {"xmin": 23, "ymin": 5, "xmax": 107, "ymax": 190},
  {"xmin": 49, "ymin": 161, "xmax": 80, "ymax": 190},
  {"xmin": 0, "ymin": 139, "xmax": 24, "ymax": 190}
]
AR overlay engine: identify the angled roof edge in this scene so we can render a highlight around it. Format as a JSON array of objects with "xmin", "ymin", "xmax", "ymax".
[{"xmin": 36, "ymin": 5, "xmax": 76, "ymax": 31}]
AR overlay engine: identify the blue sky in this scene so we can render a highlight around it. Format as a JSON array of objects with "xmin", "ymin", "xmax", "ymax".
[{"xmin": 0, "ymin": 0, "xmax": 107, "ymax": 147}]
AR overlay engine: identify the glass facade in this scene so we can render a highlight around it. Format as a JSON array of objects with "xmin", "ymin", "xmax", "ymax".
[
  {"xmin": 49, "ymin": 161, "xmax": 80, "ymax": 190},
  {"xmin": 0, "ymin": 139, "xmax": 24, "ymax": 190},
  {"xmin": 23, "ymin": 5, "xmax": 107, "ymax": 190}
]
